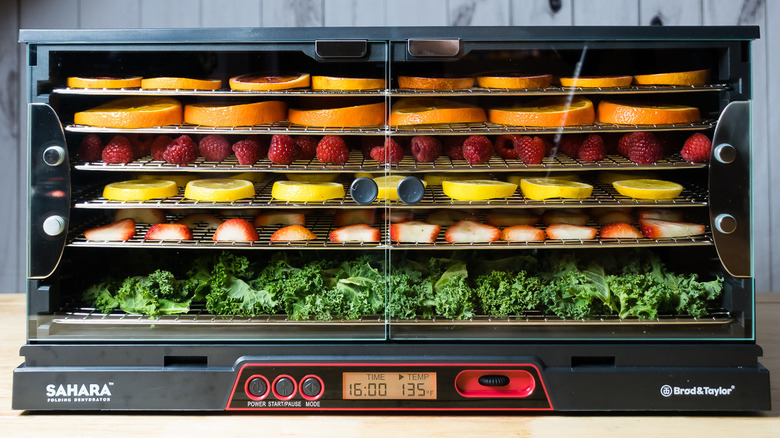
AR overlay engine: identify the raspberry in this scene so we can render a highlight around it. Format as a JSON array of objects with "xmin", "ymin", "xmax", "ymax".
[
  {"xmin": 493, "ymin": 134, "xmax": 522, "ymax": 159},
  {"xmin": 617, "ymin": 133, "xmax": 632, "ymax": 157},
  {"xmin": 267, "ymin": 134, "xmax": 300, "ymax": 165},
  {"xmin": 410, "ymin": 135, "xmax": 442, "ymax": 162},
  {"xmin": 78, "ymin": 134, "xmax": 104, "ymax": 162},
  {"xmin": 294, "ymin": 136, "xmax": 319, "ymax": 161},
  {"xmin": 198, "ymin": 134, "xmax": 231, "ymax": 162},
  {"xmin": 162, "ymin": 135, "xmax": 198, "ymax": 165},
  {"xmin": 656, "ymin": 131, "xmax": 680, "ymax": 156},
  {"xmin": 577, "ymin": 134, "xmax": 606, "ymax": 162},
  {"xmin": 443, "ymin": 136, "xmax": 467, "ymax": 160},
  {"xmin": 370, "ymin": 138, "xmax": 404, "ymax": 164},
  {"xmin": 361, "ymin": 137, "xmax": 382, "ymax": 159},
  {"xmin": 680, "ymin": 133, "xmax": 712, "ymax": 163},
  {"xmin": 150, "ymin": 135, "xmax": 173, "ymax": 161},
  {"xmin": 129, "ymin": 133, "xmax": 154, "ymax": 158},
  {"xmin": 558, "ymin": 134, "xmax": 584, "ymax": 158},
  {"xmin": 516, "ymin": 136, "xmax": 546, "ymax": 164},
  {"xmin": 101, "ymin": 135, "xmax": 134, "ymax": 164},
  {"xmin": 462, "ymin": 135, "xmax": 493, "ymax": 164},
  {"xmin": 232, "ymin": 139, "xmax": 262, "ymax": 165},
  {"xmin": 316, "ymin": 135, "xmax": 350, "ymax": 164},
  {"xmin": 627, "ymin": 131, "xmax": 663, "ymax": 164}
]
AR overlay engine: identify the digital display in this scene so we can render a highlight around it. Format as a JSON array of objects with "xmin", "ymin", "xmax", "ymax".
[{"xmin": 342, "ymin": 372, "xmax": 437, "ymax": 400}]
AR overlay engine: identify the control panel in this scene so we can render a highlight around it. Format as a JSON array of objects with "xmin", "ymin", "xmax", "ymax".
[{"xmin": 226, "ymin": 362, "xmax": 552, "ymax": 411}]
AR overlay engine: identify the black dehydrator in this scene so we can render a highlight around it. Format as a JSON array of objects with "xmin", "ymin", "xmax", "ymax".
[{"xmin": 13, "ymin": 26, "xmax": 769, "ymax": 412}]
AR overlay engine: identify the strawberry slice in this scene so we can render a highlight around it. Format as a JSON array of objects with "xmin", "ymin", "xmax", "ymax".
[
  {"xmin": 541, "ymin": 209, "xmax": 590, "ymax": 226},
  {"xmin": 329, "ymin": 224, "xmax": 381, "ymax": 242},
  {"xmin": 213, "ymin": 218, "xmax": 259, "ymax": 242},
  {"xmin": 444, "ymin": 220, "xmax": 500, "ymax": 243},
  {"xmin": 253, "ymin": 211, "xmax": 306, "ymax": 227},
  {"xmin": 333, "ymin": 209, "xmax": 377, "ymax": 227},
  {"xmin": 425, "ymin": 209, "xmax": 479, "ymax": 226},
  {"xmin": 84, "ymin": 218, "xmax": 136, "ymax": 241},
  {"xmin": 637, "ymin": 208, "xmax": 685, "ymax": 222},
  {"xmin": 595, "ymin": 210, "xmax": 634, "ymax": 225},
  {"xmin": 270, "ymin": 224, "xmax": 317, "ymax": 242},
  {"xmin": 114, "ymin": 208, "xmax": 166, "ymax": 224},
  {"xmin": 500, "ymin": 225, "xmax": 546, "ymax": 242},
  {"xmin": 545, "ymin": 223, "xmax": 598, "ymax": 240},
  {"xmin": 389, "ymin": 221, "xmax": 441, "ymax": 243},
  {"xmin": 179, "ymin": 213, "xmax": 223, "ymax": 230},
  {"xmin": 599, "ymin": 221, "xmax": 643, "ymax": 239},
  {"xmin": 384, "ymin": 210, "xmax": 415, "ymax": 223},
  {"xmin": 484, "ymin": 210, "xmax": 539, "ymax": 227},
  {"xmin": 144, "ymin": 223, "xmax": 193, "ymax": 240},
  {"xmin": 639, "ymin": 218, "xmax": 705, "ymax": 238}
]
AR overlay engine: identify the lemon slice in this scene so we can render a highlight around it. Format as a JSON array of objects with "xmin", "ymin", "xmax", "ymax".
[
  {"xmin": 506, "ymin": 173, "xmax": 579, "ymax": 185},
  {"xmin": 138, "ymin": 173, "xmax": 197, "ymax": 188},
  {"xmin": 612, "ymin": 179, "xmax": 683, "ymax": 200},
  {"xmin": 422, "ymin": 173, "xmax": 491, "ymax": 186},
  {"xmin": 284, "ymin": 173, "xmax": 340, "ymax": 183},
  {"xmin": 374, "ymin": 175, "xmax": 428, "ymax": 200},
  {"xmin": 103, "ymin": 179, "xmax": 178, "ymax": 201},
  {"xmin": 230, "ymin": 172, "xmax": 267, "ymax": 183},
  {"xmin": 441, "ymin": 180, "xmax": 517, "ymax": 201},
  {"xmin": 184, "ymin": 179, "xmax": 255, "ymax": 202},
  {"xmin": 519, "ymin": 178, "xmax": 593, "ymax": 200},
  {"xmin": 271, "ymin": 180, "xmax": 345, "ymax": 202}
]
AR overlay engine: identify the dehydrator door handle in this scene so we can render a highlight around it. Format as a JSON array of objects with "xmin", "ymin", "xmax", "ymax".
[
  {"xmin": 407, "ymin": 39, "xmax": 462, "ymax": 57},
  {"xmin": 28, "ymin": 103, "xmax": 70, "ymax": 280},
  {"xmin": 709, "ymin": 100, "xmax": 750, "ymax": 278}
]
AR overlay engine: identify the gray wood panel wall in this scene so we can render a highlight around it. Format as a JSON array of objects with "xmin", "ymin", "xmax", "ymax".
[{"xmin": 2, "ymin": 0, "xmax": 776, "ymax": 292}]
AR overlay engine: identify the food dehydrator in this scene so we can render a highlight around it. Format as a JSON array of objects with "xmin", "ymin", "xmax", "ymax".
[{"xmin": 13, "ymin": 26, "xmax": 769, "ymax": 412}]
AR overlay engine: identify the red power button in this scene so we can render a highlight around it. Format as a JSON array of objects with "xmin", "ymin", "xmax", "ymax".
[{"xmin": 455, "ymin": 370, "xmax": 536, "ymax": 398}]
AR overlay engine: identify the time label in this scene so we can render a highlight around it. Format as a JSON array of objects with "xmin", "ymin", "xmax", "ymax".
[{"xmin": 342, "ymin": 372, "xmax": 437, "ymax": 400}]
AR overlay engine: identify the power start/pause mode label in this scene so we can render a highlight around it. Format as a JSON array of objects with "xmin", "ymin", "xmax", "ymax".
[{"xmin": 660, "ymin": 384, "xmax": 735, "ymax": 398}]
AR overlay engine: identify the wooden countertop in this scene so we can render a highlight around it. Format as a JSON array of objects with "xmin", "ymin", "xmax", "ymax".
[{"xmin": 1, "ymin": 293, "xmax": 779, "ymax": 437}]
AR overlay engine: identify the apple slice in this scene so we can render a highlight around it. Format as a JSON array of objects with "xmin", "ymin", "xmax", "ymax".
[
  {"xmin": 84, "ymin": 218, "xmax": 136, "ymax": 241},
  {"xmin": 545, "ymin": 223, "xmax": 598, "ymax": 240},
  {"xmin": 444, "ymin": 221, "xmax": 500, "ymax": 243},
  {"xmin": 329, "ymin": 224, "xmax": 381, "ymax": 242},
  {"xmin": 639, "ymin": 218, "xmax": 705, "ymax": 238},
  {"xmin": 389, "ymin": 221, "xmax": 441, "ymax": 243}
]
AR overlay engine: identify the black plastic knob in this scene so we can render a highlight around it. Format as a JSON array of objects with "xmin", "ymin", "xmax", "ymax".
[
  {"xmin": 397, "ymin": 176, "xmax": 425, "ymax": 204},
  {"xmin": 350, "ymin": 177, "xmax": 378, "ymax": 205},
  {"xmin": 478, "ymin": 375, "xmax": 510, "ymax": 387}
]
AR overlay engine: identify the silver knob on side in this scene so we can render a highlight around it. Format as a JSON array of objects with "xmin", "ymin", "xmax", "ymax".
[
  {"xmin": 42, "ymin": 145, "xmax": 67, "ymax": 166},
  {"xmin": 713, "ymin": 143, "xmax": 737, "ymax": 164},
  {"xmin": 714, "ymin": 214, "xmax": 737, "ymax": 234},
  {"xmin": 42, "ymin": 215, "xmax": 66, "ymax": 236}
]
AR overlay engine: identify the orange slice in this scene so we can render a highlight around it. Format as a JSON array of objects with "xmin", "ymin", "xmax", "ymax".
[
  {"xmin": 559, "ymin": 76, "xmax": 633, "ymax": 88},
  {"xmin": 288, "ymin": 102, "xmax": 384, "ymax": 127},
  {"xmin": 389, "ymin": 97, "xmax": 487, "ymax": 126},
  {"xmin": 229, "ymin": 72, "xmax": 310, "ymax": 91},
  {"xmin": 398, "ymin": 76, "xmax": 475, "ymax": 90},
  {"xmin": 141, "ymin": 77, "xmax": 222, "ymax": 90},
  {"xmin": 67, "ymin": 76, "xmax": 142, "ymax": 89},
  {"xmin": 311, "ymin": 76, "xmax": 385, "ymax": 91},
  {"xmin": 597, "ymin": 100, "xmax": 700, "ymax": 125},
  {"xmin": 74, "ymin": 97, "xmax": 183, "ymax": 128},
  {"xmin": 633, "ymin": 69, "xmax": 710, "ymax": 86},
  {"xmin": 488, "ymin": 97, "xmax": 595, "ymax": 127},
  {"xmin": 476, "ymin": 74, "xmax": 553, "ymax": 89},
  {"xmin": 184, "ymin": 101, "xmax": 287, "ymax": 126}
]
